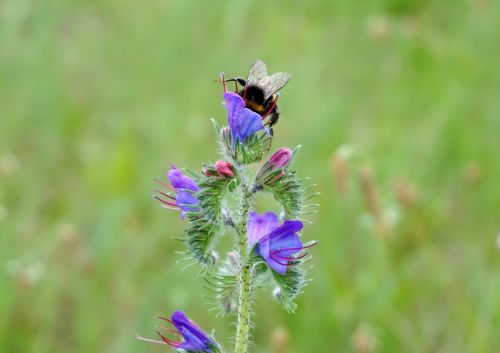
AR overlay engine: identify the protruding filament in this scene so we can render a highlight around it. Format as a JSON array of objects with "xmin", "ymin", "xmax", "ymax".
[{"xmin": 154, "ymin": 178, "xmax": 174, "ymax": 191}]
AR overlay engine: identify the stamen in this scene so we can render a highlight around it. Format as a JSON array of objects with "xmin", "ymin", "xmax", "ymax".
[
  {"xmin": 154, "ymin": 178, "xmax": 174, "ymax": 191},
  {"xmin": 154, "ymin": 195, "xmax": 177, "ymax": 208},
  {"xmin": 157, "ymin": 316, "xmax": 175, "ymax": 326},
  {"xmin": 157, "ymin": 331, "xmax": 182, "ymax": 348},
  {"xmin": 269, "ymin": 255, "xmax": 292, "ymax": 266},
  {"xmin": 272, "ymin": 252, "xmax": 308, "ymax": 261},
  {"xmin": 160, "ymin": 205, "xmax": 178, "ymax": 211},
  {"xmin": 136, "ymin": 334, "xmax": 169, "ymax": 345},
  {"xmin": 155, "ymin": 189, "xmax": 176, "ymax": 200},
  {"xmin": 274, "ymin": 241, "xmax": 318, "ymax": 254}
]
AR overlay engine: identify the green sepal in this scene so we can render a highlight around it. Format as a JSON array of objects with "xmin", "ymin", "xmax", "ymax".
[
  {"xmin": 231, "ymin": 131, "xmax": 272, "ymax": 165},
  {"xmin": 213, "ymin": 119, "xmax": 272, "ymax": 165},
  {"xmin": 271, "ymin": 259, "xmax": 311, "ymax": 313},
  {"xmin": 207, "ymin": 335, "xmax": 226, "ymax": 353}
]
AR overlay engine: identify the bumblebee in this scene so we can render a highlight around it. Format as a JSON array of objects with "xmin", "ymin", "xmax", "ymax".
[{"xmin": 226, "ymin": 60, "xmax": 290, "ymax": 130}]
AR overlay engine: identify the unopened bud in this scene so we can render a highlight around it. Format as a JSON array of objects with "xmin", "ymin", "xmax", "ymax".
[
  {"xmin": 268, "ymin": 147, "xmax": 293, "ymax": 169},
  {"xmin": 215, "ymin": 160, "xmax": 235, "ymax": 178},
  {"xmin": 255, "ymin": 147, "xmax": 293, "ymax": 187}
]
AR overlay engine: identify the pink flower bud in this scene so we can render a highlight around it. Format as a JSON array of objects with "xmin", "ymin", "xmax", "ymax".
[
  {"xmin": 215, "ymin": 160, "xmax": 235, "ymax": 178},
  {"xmin": 268, "ymin": 147, "xmax": 293, "ymax": 169}
]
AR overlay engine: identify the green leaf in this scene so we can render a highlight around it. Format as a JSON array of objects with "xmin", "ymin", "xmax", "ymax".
[
  {"xmin": 196, "ymin": 176, "xmax": 232, "ymax": 225},
  {"xmin": 265, "ymin": 170, "xmax": 304, "ymax": 219},
  {"xmin": 271, "ymin": 260, "xmax": 310, "ymax": 313},
  {"xmin": 203, "ymin": 253, "xmax": 240, "ymax": 316},
  {"xmin": 185, "ymin": 214, "xmax": 219, "ymax": 268}
]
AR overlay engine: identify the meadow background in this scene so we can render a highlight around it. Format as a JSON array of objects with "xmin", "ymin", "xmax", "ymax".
[{"xmin": 1, "ymin": 0, "xmax": 499, "ymax": 352}]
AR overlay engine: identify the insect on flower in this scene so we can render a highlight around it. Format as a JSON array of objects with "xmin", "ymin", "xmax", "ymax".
[
  {"xmin": 222, "ymin": 60, "xmax": 291, "ymax": 133},
  {"xmin": 224, "ymin": 91, "xmax": 265, "ymax": 147},
  {"xmin": 247, "ymin": 212, "xmax": 317, "ymax": 274},
  {"xmin": 137, "ymin": 310, "xmax": 218, "ymax": 352},
  {"xmin": 154, "ymin": 165, "xmax": 200, "ymax": 219}
]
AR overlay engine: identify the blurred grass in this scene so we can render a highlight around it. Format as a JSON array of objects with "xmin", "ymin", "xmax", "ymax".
[{"xmin": 1, "ymin": 0, "xmax": 499, "ymax": 352}]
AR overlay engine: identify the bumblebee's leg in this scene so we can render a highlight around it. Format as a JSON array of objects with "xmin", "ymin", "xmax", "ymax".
[
  {"xmin": 225, "ymin": 77, "xmax": 246, "ymax": 86},
  {"xmin": 224, "ymin": 77, "xmax": 246, "ymax": 93},
  {"xmin": 263, "ymin": 93, "xmax": 279, "ymax": 119},
  {"xmin": 267, "ymin": 109, "xmax": 280, "ymax": 128}
]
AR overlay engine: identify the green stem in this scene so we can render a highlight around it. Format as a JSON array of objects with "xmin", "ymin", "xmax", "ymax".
[{"xmin": 234, "ymin": 176, "xmax": 253, "ymax": 353}]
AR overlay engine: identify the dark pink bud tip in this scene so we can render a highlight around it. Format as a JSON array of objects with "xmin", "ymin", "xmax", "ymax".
[
  {"xmin": 215, "ymin": 160, "xmax": 235, "ymax": 178},
  {"xmin": 269, "ymin": 147, "xmax": 293, "ymax": 169}
]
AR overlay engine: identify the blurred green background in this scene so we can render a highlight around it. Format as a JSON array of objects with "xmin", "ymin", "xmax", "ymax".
[{"xmin": 1, "ymin": 0, "xmax": 499, "ymax": 352}]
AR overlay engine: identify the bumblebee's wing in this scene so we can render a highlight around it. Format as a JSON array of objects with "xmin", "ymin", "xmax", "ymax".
[
  {"xmin": 246, "ymin": 60, "xmax": 268, "ymax": 87},
  {"xmin": 260, "ymin": 72, "xmax": 291, "ymax": 99}
]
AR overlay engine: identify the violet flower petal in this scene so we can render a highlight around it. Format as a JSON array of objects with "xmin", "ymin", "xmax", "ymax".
[
  {"xmin": 168, "ymin": 166, "xmax": 199, "ymax": 191},
  {"xmin": 171, "ymin": 310, "xmax": 213, "ymax": 351},
  {"xmin": 247, "ymin": 211, "xmax": 280, "ymax": 248},
  {"xmin": 224, "ymin": 92, "xmax": 263, "ymax": 145},
  {"xmin": 267, "ymin": 233, "xmax": 303, "ymax": 274},
  {"xmin": 257, "ymin": 220, "xmax": 304, "ymax": 274},
  {"xmin": 176, "ymin": 190, "xmax": 199, "ymax": 211}
]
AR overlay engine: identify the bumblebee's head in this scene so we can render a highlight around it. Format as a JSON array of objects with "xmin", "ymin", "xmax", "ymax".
[{"xmin": 243, "ymin": 85, "xmax": 266, "ymax": 105}]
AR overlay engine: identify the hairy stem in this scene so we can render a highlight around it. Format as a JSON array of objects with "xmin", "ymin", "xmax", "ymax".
[{"xmin": 234, "ymin": 176, "xmax": 253, "ymax": 353}]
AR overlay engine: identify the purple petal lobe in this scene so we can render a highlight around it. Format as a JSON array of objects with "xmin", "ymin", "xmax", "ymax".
[
  {"xmin": 256, "ymin": 219, "xmax": 304, "ymax": 275},
  {"xmin": 268, "ymin": 220, "xmax": 303, "ymax": 240},
  {"xmin": 176, "ymin": 190, "xmax": 199, "ymax": 212},
  {"xmin": 247, "ymin": 211, "xmax": 280, "ymax": 248},
  {"xmin": 168, "ymin": 166, "xmax": 199, "ymax": 191},
  {"xmin": 266, "ymin": 232, "xmax": 303, "ymax": 274},
  {"xmin": 171, "ymin": 310, "xmax": 212, "ymax": 351}
]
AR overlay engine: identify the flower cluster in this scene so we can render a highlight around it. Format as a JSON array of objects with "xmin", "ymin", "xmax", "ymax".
[{"xmin": 142, "ymin": 61, "xmax": 317, "ymax": 353}]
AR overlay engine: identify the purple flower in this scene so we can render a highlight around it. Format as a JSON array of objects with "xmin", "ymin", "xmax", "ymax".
[
  {"xmin": 248, "ymin": 211, "xmax": 313, "ymax": 275},
  {"xmin": 224, "ymin": 92, "xmax": 264, "ymax": 146},
  {"xmin": 137, "ymin": 310, "xmax": 216, "ymax": 352},
  {"xmin": 154, "ymin": 165, "xmax": 199, "ymax": 219}
]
